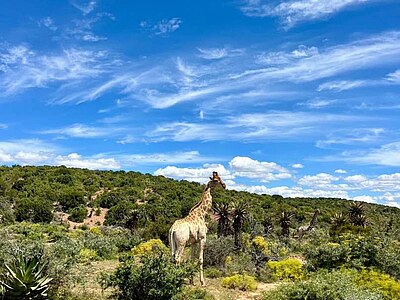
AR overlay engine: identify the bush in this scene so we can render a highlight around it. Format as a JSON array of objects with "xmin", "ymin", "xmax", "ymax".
[
  {"xmin": 225, "ymin": 252, "xmax": 256, "ymax": 276},
  {"xmin": 79, "ymin": 248, "xmax": 98, "ymax": 262},
  {"xmin": 305, "ymin": 242, "xmax": 349, "ymax": 270},
  {"xmin": 204, "ymin": 235, "xmax": 235, "ymax": 268},
  {"xmin": 102, "ymin": 251, "xmax": 196, "ymax": 300},
  {"xmin": 14, "ymin": 198, "xmax": 53, "ymax": 223},
  {"xmin": 131, "ymin": 239, "xmax": 168, "ymax": 256},
  {"xmin": 355, "ymin": 269, "xmax": 400, "ymax": 300},
  {"xmin": 68, "ymin": 205, "xmax": 88, "ymax": 223},
  {"xmin": 173, "ymin": 287, "xmax": 215, "ymax": 300},
  {"xmin": 266, "ymin": 258, "xmax": 305, "ymax": 282},
  {"xmin": 221, "ymin": 274, "xmax": 258, "ymax": 291},
  {"xmin": 205, "ymin": 267, "xmax": 225, "ymax": 278},
  {"xmin": 83, "ymin": 233, "xmax": 118, "ymax": 259},
  {"xmin": 264, "ymin": 269, "xmax": 382, "ymax": 300},
  {"xmin": 59, "ymin": 189, "xmax": 85, "ymax": 210}
]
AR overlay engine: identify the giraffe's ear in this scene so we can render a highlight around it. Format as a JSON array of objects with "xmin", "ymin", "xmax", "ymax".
[{"xmin": 209, "ymin": 177, "xmax": 213, "ymax": 181}]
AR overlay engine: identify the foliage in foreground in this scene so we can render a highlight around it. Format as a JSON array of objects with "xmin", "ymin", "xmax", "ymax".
[
  {"xmin": 266, "ymin": 258, "xmax": 305, "ymax": 282},
  {"xmin": 264, "ymin": 269, "xmax": 383, "ymax": 300},
  {"xmin": 0, "ymin": 255, "xmax": 52, "ymax": 300},
  {"xmin": 221, "ymin": 274, "xmax": 258, "ymax": 291},
  {"xmin": 102, "ymin": 251, "xmax": 196, "ymax": 300}
]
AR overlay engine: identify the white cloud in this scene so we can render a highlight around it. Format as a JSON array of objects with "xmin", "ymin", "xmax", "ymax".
[
  {"xmin": 40, "ymin": 123, "xmax": 123, "ymax": 138},
  {"xmin": 341, "ymin": 142, "xmax": 400, "ymax": 166},
  {"xmin": 0, "ymin": 46, "xmax": 110, "ymax": 95},
  {"xmin": 197, "ymin": 47, "xmax": 243, "ymax": 60},
  {"xmin": 316, "ymin": 128, "xmax": 384, "ymax": 148},
  {"xmin": 335, "ymin": 169, "xmax": 347, "ymax": 174},
  {"xmin": 298, "ymin": 173, "xmax": 339, "ymax": 188},
  {"xmin": 37, "ymin": 17, "xmax": 57, "ymax": 31},
  {"xmin": 54, "ymin": 153, "xmax": 120, "ymax": 170},
  {"xmin": 119, "ymin": 151, "xmax": 215, "ymax": 165},
  {"xmin": 0, "ymin": 123, "xmax": 7, "ymax": 129},
  {"xmin": 148, "ymin": 111, "xmax": 367, "ymax": 142},
  {"xmin": 0, "ymin": 139, "xmax": 59, "ymax": 164},
  {"xmin": 300, "ymin": 99, "xmax": 337, "ymax": 109},
  {"xmin": 352, "ymin": 195, "xmax": 377, "ymax": 203},
  {"xmin": 70, "ymin": 0, "xmax": 97, "ymax": 15},
  {"xmin": 318, "ymin": 80, "xmax": 368, "ymax": 91},
  {"xmin": 292, "ymin": 163, "xmax": 304, "ymax": 169},
  {"xmin": 141, "ymin": 18, "xmax": 182, "ymax": 36},
  {"xmin": 197, "ymin": 48, "xmax": 228, "ymax": 60},
  {"xmin": 240, "ymin": 0, "xmax": 372, "ymax": 28},
  {"xmin": 229, "ymin": 156, "xmax": 291, "ymax": 182},
  {"xmin": 155, "ymin": 164, "xmax": 234, "ymax": 184},
  {"xmin": 386, "ymin": 69, "xmax": 400, "ymax": 83}
]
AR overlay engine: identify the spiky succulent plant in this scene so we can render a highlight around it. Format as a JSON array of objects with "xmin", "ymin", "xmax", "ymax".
[{"xmin": 0, "ymin": 255, "xmax": 52, "ymax": 300}]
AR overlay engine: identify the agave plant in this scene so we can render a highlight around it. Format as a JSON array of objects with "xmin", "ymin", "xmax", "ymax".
[
  {"xmin": 348, "ymin": 201, "xmax": 367, "ymax": 228},
  {"xmin": 331, "ymin": 212, "xmax": 348, "ymax": 230},
  {"xmin": 231, "ymin": 201, "xmax": 248, "ymax": 249},
  {"xmin": 213, "ymin": 202, "xmax": 232, "ymax": 238},
  {"xmin": 0, "ymin": 255, "xmax": 52, "ymax": 300},
  {"xmin": 279, "ymin": 211, "xmax": 294, "ymax": 237}
]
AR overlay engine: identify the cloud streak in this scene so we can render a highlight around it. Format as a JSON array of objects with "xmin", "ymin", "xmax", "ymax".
[{"xmin": 240, "ymin": 0, "xmax": 372, "ymax": 28}]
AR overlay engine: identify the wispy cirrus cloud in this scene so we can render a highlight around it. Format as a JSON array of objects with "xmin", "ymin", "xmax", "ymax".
[
  {"xmin": 147, "ymin": 111, "xmax": 367, "ymax": 142},
  {"xmin": 2, "ymin": 31, "xmax": 400, "ymax": 110},
  {"xmin": 140, "ymin": 18, "xmax": 182, "ymax": 36},
  {"xmin": 240, "ymin": 0, "xmax": 372, "ymax": 28},
  {"xmin": 39, "ymin": 123, "xmax": 125, "ymax": 138},
  {"xmin": 70, "ymin": 0, "xmax": 97, "ymax": 15},
  {"xmin": 36, "ymin": 17, "xmax": 58, "ymax": 31},
  {"xmin": 0, "ymin": 45, "xmax": 113, "ymax": 96},
  {"xmin": 316, "ymin": 128, "xmax": 385, "ymax": 148}
]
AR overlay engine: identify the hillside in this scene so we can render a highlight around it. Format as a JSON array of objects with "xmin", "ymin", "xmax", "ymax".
[
  {"xmin": 1, "ymin": 165, "xmax": 400, "ymax": 300},
  {"xmin": 0, "ymin": 165, "xmax": 399, "ymax": 237}
]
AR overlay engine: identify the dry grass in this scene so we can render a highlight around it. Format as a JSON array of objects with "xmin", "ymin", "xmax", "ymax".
[{"xmin": 60, "ymin": 260, "xmax": 278, "ymax": 300}]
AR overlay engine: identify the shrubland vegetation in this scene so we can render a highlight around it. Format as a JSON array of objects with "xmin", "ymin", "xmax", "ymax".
[{"xmin": 0, "ymin": 165, "xmax": 399, "ymax": 299}]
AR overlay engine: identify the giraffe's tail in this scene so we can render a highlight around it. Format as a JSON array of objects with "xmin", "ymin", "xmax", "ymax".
[{"xmin": 169, "ymin": 227, "xmax": 177, "ymax": 261}]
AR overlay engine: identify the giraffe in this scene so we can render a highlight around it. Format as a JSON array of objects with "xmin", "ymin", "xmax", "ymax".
[
  {"xmin": 294, "ymin": 209, "xmax": 320, "ymax": 240},
  {"xmin": 169, "ymin": 172, "xmax": 226, "ymax": 286}
]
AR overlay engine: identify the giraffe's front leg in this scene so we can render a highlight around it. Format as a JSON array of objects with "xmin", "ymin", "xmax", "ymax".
[{"xmin": 199, "ymin": 237, "xmax": 206, "ymax": 286}]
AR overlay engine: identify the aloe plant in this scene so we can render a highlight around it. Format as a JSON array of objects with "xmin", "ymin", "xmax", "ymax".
[{"xmin": 0, "ymin": 255, "xmax": 52, "ymax": 300}]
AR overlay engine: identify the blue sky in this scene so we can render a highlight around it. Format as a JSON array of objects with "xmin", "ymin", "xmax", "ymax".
[{"xmin": 1, "ymin": 0, "xmax": 400, "ymax": 207}]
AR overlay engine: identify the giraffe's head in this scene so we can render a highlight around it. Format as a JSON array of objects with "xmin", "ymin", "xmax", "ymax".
[{"xmin": 207, "ymin": 171, "xmax": 226, "ymax": 190}]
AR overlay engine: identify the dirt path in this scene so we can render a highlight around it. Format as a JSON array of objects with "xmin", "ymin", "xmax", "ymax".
[{"xmin": 200, "ymin": 278, "xmax": 278, "ymax": 300}]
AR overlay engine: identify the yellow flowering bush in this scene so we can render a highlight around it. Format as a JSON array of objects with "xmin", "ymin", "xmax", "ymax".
[
  {"xmin": 89, "ymin": 226, "xmax": 102, "ymax": 235},
  {"xmin": 266, "ymin": 258, "xmax": 305, "ymax": 281},
  {"xmin": 355, "ymin": 269, "xmax": 400, "ymax": 300},
  {"xmin": 131, "ymin": 239, "xmax": 168, "ymax": 256},
  {"xmin": 221, "ymin": 274, "xmax": 258, "ymax": 291},
  {"xmin": 79, "ymin": 248, "xmax": 98, "ymax": 262},
  {"xmin": 252, "ymin": 235, "xmax": 288, "ymax": 258}
]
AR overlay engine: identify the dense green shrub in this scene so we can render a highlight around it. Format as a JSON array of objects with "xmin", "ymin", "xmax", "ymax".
[
  {"xmin": 264, "ymin": 269, "xmax": 382, "ymax": 300},
  {"xmin": 266, "ymin": 258, "xmax": 305, "ymax": 281},
  {"xmin": 225, "ymin": 252, "xmax": 256, "ymax": 276},
  {"xmin": 14, "ymin": 198, "xmax": 53, "ymax": 223},
  {"xmin": 221, "ymin": 274, "xmax": 258, "ymax": 291},
  {"xmin": 205, "ymin": 267, "xmax": 225, "ymax": 278},
  {"xmin": 58, "ymin": 188, "xmax": 85, "ymax": 210},
  {"xmin": 204, "ymin": 235, "xmax": 235, "ymax": 268},
  {"xmin": 82, "ymin": 232, "xmax": 118, "ymax": 259},
  {"xmin": 0, "ymin": 197, "xmax": 15, "ymax": 225},
  {"xmin": 305, "ymin": 242, "xmax": 349, "ymax": 270},
  {"xmin": 68, "ymin": 205, "xmax": 88, "ymax": 223},
  {"xmin": 102, "ymin": 251, "xmax": 196, "ymax": 300}
]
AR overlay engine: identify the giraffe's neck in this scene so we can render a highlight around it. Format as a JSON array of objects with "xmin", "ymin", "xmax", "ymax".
[
  {"xmin": 309, "ymin": 210, "xmax": 319, "ymax": 228},
  {"xmin": 188, "ymin": 187, "xmax": 212, "ymax": 219}
]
